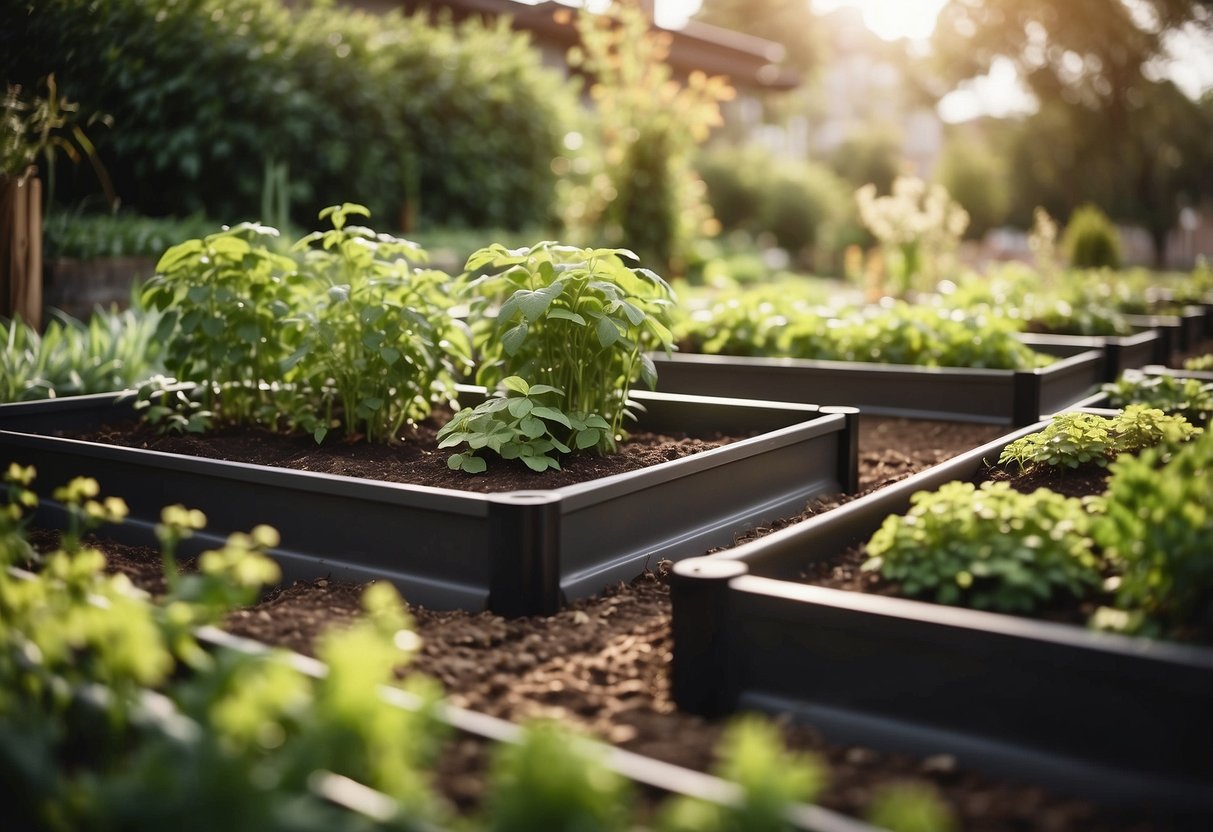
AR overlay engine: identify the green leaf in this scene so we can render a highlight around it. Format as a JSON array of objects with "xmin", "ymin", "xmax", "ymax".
[
  {"xmin": 501, "ymin": 323, "xmax": 529, "ymax": 356},
  {"xmin": 522, "ymin": 455, "xmax": 555, "ymax": 472},
  {"xmin": 380, "ymin": 347, "xmax": 400, "ymax": 365},
  {"xmin": 520, "ymin": 416, "xmax": 546, "ymax": 438},
  {"xmin": 508, "ymin": 397, "xmax": 534, "ymax": 418},
  {"xmin": 546, "ymin": 307, "xmax": 587, "ymax": 326},
  {"xmin": 531, "ymin": 406, "xmax": 571, "ymax": 428},
  {"xmin": 575, "ymin": 428, "xmax": 600, "ymax": 449},
  {"xmin": 596, "ymin": 315, "xmax": 620, "ymax": 347},
  {"xmin": 501, "ymin": 376, "xmax": 530, "ymax": 395},
  {"xmin": 201, "ymin": 317, "xmax": 224, "ymax": 338}
]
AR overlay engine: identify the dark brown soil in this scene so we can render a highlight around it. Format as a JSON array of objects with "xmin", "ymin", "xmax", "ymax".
[
  {"xmin": 33, "ymin": 415, "xmax": 1176, "ymax": 830},
  {"xmin": 72, "ymin": 416, "xmax": 730, "ymax": 493}
]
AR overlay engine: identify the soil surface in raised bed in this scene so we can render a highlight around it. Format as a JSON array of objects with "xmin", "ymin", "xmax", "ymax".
[
  {"xmin": 38, "ymin": 416, "xmax": 1176, "ymax": 831},
  {"xmin": 72, "ymin": 414, "xmax": 733, "ymax": 493}
]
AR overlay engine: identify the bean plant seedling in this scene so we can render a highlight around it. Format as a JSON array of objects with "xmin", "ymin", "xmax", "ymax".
[{"xmin": 460, "ymin": 241, "xmax": 675, "ymax": 464}]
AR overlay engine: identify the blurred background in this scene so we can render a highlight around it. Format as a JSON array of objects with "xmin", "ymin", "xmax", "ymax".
[{"xmin": 2, "ymin": 0, "xmax": 1211, "ymax": 313}]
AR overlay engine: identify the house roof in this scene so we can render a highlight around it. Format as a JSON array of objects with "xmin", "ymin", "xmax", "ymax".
[{"xmin": 396, "ymin": 0, "xmax": 801, "ymax": 91}]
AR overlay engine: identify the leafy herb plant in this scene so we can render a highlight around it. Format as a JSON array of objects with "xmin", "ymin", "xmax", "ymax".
[
  {"xmin": 1183, "ymin": 354, "xmax": 1213, "ymax": 372},
  {"xmin": 437, "ymin": 376, "xmax": 610, "ymax": 473},
  {"xmin": 464, "ymin": 241, "xmax": 676, "ymax": 457},
  {"xmin": 862, "ymin": 480, "xmax": 1100, "ymax": 613},
  {"xmin": 997, "ymin": 406, "xmax": 1199, "ymax": 473}
]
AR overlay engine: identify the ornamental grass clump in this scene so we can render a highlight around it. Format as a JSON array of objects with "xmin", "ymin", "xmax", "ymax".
[
  {"xmin": 862, "ymin": 480, "xmax": 1100, "ymax": 613},
  {"xmin": 446, "ymin": 242, "xmax": 675, "ymax": 470},
  {"xmin": 1090, "ymin": 428, "xmax": 1213, "ymax": 639},
  {"xmin": 997, "ymin": 406, "xmax": 1200, "ymax": 473}
]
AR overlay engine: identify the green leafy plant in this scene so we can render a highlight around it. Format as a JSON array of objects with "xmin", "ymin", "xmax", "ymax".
[
  {"xmin": 1184, "ymin": 354, "xmax": 1213, "ymax": 372},
  {"xmin": 288, "ymin": 203, "xmax": 472, "ymax": 443},
  {"xmin": 1090, "ymin": 428, "xmax": 1213, "ymax": 638},
  {"xmin": 0, "ymin": 305, "xmax": 164, "ymax": 403},
  {"xmin": 862, "ymin": 481, "xmax": 1100, "ymax": 613},
  {"xmin": 465, "ymin": 241, "xmax": 675, "ymax": 457},
  {"xmin": 1102, "ymin": 370, "xmax": 1213, "ymax": 426},
  {"xmin": 43, "ymin": 210, "xmax": 217, "ymax": 260},
  {"xmin": 656, "ymin": 716, "xmax": 825, "ymax": 832},
  {"xmin": 437, "ymin": 376, "xmax": 610, "ymax": 473},
  {"xmin": 997, "ymin": 406, "xmax": 1200, "ymax": 473},
  {"xmin": 865, "ymin": 783, "xmax": 957, "ymax": 832},
  {"xmin": 141, "ymin": 221, "xmax": 300, "ymax": 426}
]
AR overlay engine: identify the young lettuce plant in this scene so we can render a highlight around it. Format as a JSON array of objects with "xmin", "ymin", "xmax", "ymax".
[
  {"xmin": 288, "ymin": 203, "xmax": 472, "ymax": 443},
  {"xmin": 862, "ymin": 480, "xmax": 1101, "ymax": 614},
  {"xmin": 437, "ymin": 376, "xmax": 610, "ymax": 473},
  {"xmin": 464, "ymin": 241, "xmax": 676, "ymax": 459}
]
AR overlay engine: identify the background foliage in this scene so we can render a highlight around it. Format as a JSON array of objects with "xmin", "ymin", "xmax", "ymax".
[{"xmin": 0, "ymin": 0, "xmax": 576, "ymax": 231}]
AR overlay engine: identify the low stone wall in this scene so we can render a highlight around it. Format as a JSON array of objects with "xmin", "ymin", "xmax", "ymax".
[{"xmin": 43, "ymin": 256, "xmax": 158, "ymax": 320}]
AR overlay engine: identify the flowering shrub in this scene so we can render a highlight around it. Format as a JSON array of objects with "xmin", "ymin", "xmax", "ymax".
[{"xmin": 855, "ymin": 175, "xmax": 969, "ymax": 296}]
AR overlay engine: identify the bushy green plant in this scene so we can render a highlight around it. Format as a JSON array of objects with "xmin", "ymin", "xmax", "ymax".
[
  {"xmin": 1102, "ymin": 370, "xmax": 1213, "ymax": 426},
  {"xmin": 484, "ymin": 720, "xmax": 631, "ymax": 832},
  {"xmin": 287, "ymin": 203, "xmax": 472, "ymax": 443},
  {"xmin": 465, "ymin": 241, "xmax": 675, "ymax": 459},
  {"xmin": 438, "ymin": 376, "xmax": 610, "ymax": 474},
  {"xmin": 1184, "ymin": 354, "xmax": 1213, "ymax": 372},
  {"xmin": 140, "ymin": 205, "xmax": 469, "ymax": 443},
  {"xmin": 140, "ymin": 221, "xmax": 300, "ymax": 425},
  {"xmin": 673, "ymin": 280, "xmax": 830, "ymax": 357},
  {"xmin": 0, "ymin": 305, "xmax": 164, "ymax": 402},
  {"xmin": 1091, "ymin": 428, "xmax": 1213, "ymax": 638},
  {"xmin": 862, "ymin": 481, "xmax": 1100, "ymax": 613},
  {"xmin": 865, "ymin": 783, "xmax": 957, "ymax": 832},
  {"xmin": 1061, "ymin": 204, "xmax": 1122, "ymax": 269},
  {"xmin": 997, "ymin": 406, "xmax": 1200, "ymax": 472}
]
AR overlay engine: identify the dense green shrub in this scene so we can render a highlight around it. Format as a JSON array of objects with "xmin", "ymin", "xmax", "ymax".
[
  {"xmin": 1, "ymin": 0, "xmax": 575, "ymax": 229},
  {"xmin": 1062, "ymin": 204, "xmax": 1122, "ymax": 269},
  {"xmin": 43, "ymin": 211, "xmax": 218, "ymax": 260}
]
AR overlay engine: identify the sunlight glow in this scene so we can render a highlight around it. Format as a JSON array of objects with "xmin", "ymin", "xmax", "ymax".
[{"xmin": 810, "ymin": 0, "xmax": 949, "ymax": 41}]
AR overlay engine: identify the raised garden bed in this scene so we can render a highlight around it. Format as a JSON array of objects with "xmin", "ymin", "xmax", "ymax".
[
  {"xmin": 650, "ymin": 346, "xmax": 1104, "ymax": 425},
  {"xmin": 668, "ymin": 425, "xmax": 1213, "ymax": 818},
  {"xmin": 0, "ymin": 386, "xmax": 858, "ymax": 617},
  {"xmin": 1017, "ymin": 328, "xmax": 1163, "ymax": 382}
]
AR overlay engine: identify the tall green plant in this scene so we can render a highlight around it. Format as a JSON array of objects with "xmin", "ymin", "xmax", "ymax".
[
  {"xmin": 464, "ymin": 241, "xmax": 675, "ymax": 456},
  {"xmin": 288, "ymin": 203, "xmax": 472, "ymax": 443}
]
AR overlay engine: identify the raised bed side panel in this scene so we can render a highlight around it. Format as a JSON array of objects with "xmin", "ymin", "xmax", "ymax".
[
  {"xmin": 558, "ymin": 412, "xmax": 851, "ymax": 601},
  {"xmin": 653, "ymin": 354, "xmax": 1022, "ymax": 423},
  {"xmin": 1018, "ymin": 330, "xmax": 1162, "ymax": 381},
  {"xmin": 4, "ymin": 431, "xmax": 499, "ymax": 610},
  {"xmin": 728, "ymin": 576, "xmax": 1213, "ymax": 812}
]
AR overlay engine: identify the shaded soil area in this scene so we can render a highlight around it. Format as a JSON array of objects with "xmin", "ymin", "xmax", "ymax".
[{"xmin": 33, "ymin": 415, "xmax": 1180, "ymax": 830}]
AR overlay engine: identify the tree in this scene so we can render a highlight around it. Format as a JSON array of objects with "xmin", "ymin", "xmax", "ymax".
[{"xmin": 931, "ymin": 0, "xmax": 1213, "ymax": 264}]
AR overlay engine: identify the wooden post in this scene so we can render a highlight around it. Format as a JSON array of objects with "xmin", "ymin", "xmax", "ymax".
[{"xmin": 0, "ymin": 167, "xmax": 43, "ymax": 330}]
